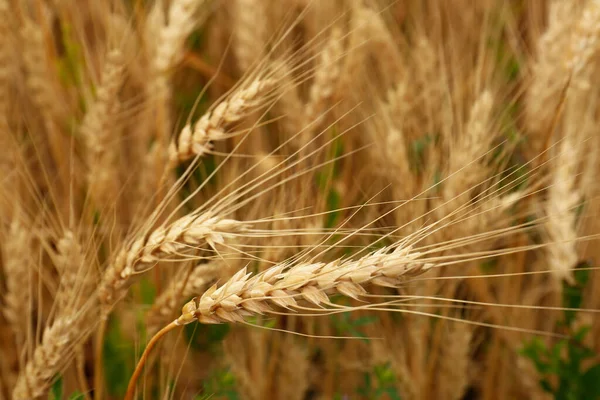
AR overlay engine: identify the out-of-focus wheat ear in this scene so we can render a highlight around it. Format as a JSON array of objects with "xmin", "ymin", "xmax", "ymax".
[
  {"xmin": 272, "ymin": 59, "xmax": 304, "ymax": 136},
  {"xmin": 565, "ymin": 0, "xmax": 600, "ymax": 80},
  {"xmin": 2, "ymin": 217, "xmax": 33, "ymax": 350},
  {"xmin": 20, "ymin": 19, "xmax": 70, "ymax": 193},
  {"xmin": 176, "ymin": 244, "xmax": 433, "ymax": 325},
  {"xmin": 98, "ymin": 213, "xmax": 248, "ymax": 310},
  {"xmin": 525, "ymin": 1, "xmax": 599, "ymax": 157},
  {"xmin": 443, "ymin": 90, "xmax": 494, "ymax": 205},
  {"xmin": 168, "ymin": 78, "xmax": 276, "ymax": 165},
  {"xmin": 545, "ymin": 135, "xmax": 581, "ymax": 285},
  {"xmin": 233, "ymin": 0, "xmax": 267, "ymax": 72},
  {"xmin": 50, "ymin": 230, "xmax": 94, "ymax": 399},
  {"xmin": 146, "ymin": 262, "xmax": 220, "ymax": 335},
  {"xmin": 150, "ymin": 0, "xmax": 205, "ymax": 143},
  {"xmin": 0, "ymin": 0, "xmax": 18, "ymax": 222},
  {"xmin": 347, "ymin": 4, "xmax": 402, "ymax": 87},
  {"xmin": 152, "ymin": 0, "xmax": 204, "ymax": 78},
  {"xmin": 433, "ymin": 90, "xmax": 497, "ymax": 234},
  {"xmin": 304, "ymin": 27, "xmax": 343, "ymax": 125},
  {"xmin": 51, "ymin": 231, "xmax": 94, "ymax": 314},
  {"xmin": 0, "ymin": 0, "xmax": 11, "ymax": 123},
  {"xmin": 223, "ymin": 328, "xmax": 264, "ymax": 400},
  {"xmin": 433, "ymin": 321, "xmax": 473, "ymax": 400},
  {"xmin": 275, "ymin": 335, "xmax": 309, "ymax": 400},
  {"xmin": 12, "ymin": 316, "xmax": 81, "ymax": 400},
  {"xmin": 81, "ymin": 48, "xmax": 125, "ymax": 214}
]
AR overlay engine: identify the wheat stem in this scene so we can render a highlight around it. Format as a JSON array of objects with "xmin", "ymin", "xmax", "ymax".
[{"xmin": 124, "ymin": 320, "xmax": 180, "ymax": 400}]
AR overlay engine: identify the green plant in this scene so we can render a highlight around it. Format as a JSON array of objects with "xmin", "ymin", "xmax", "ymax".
[{"xmin": 521, "ymin": 262, "xmax": 600, "ymax": 400}]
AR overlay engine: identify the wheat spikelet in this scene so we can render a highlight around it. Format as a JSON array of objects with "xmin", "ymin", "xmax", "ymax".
[
  {"xmin": 146, "ymin": 262, "xmax": 220, "ymax": 334},
  {"xmin": 169, "ymin": 78, "xmax": 276, "ymax": 164},
  {"xmin": 99, "ymin": 213, "xmax": 248, "ymax": 306},
  {"xmin": 176, "ymin": 244, "xmax": 433, "ymax": 325},
  {"xmin": 12, "ymin": 316, "xmax": 79, "ymax": 400}
]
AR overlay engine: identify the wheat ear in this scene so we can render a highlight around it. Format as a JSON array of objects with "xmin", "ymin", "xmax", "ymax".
[
  {"xmin": 126, "ymin": 243, "xmax": 433, "ymax": 399},
  {"xmin": 82, "ymin": 48, "xmax": 124, "ymax": 212},
  {"xmin": 444, "ymin": 90, "xmax": 494, "ymax": 204},
  {"xmin": 233, "ymin": 0, "xmax": 267, "ymax": 72},
  {"xmin": 545, "ymin": 136, "xmax": 581, "ymax": 284},
  {"xmin": 305, "ymin": 27, "xmax": 343, "ymax": 124},
  {"xmin": 169, "ymin": 78, "xmax": 276, "ymax": 164},
  {"xmin": 98, "ymin": 213, "xmax": 248, "ymax": 307},
  {"xmin": 12, "ymin": 316, "xmax": 80, "ymax": 400},
  {"xmin": 176, "ymin": 244, "xmax": 433, "ymax": 325},
  {"xmin": 2, "ymin": 218, "xmax": 32, "ymax": 344}
]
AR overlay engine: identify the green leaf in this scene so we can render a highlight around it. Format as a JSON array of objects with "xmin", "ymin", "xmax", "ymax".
[
  {"xmin": 139, "ymin": 278, "xmax": 157, "ymax": 305},
  {"xmin": 49, "ymin": 376, "xmax": 63, "ymax": 400},
  {"xmin": 582, "ymin": 365, "xmax": 600, "ymax": 398},
  {"xmin": 103, "ymin": 318, "xmax": 135, "ymax": 396}
]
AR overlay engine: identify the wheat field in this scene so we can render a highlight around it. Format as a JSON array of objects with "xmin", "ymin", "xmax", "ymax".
[{"xmin": 1, "ymin": 0, "xmax": 600, "ymax": 399}]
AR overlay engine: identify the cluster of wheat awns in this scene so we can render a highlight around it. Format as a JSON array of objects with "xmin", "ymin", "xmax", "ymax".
[{"xmin": 1, "ymin": 1, "xmax": 600, "ymax": 400}]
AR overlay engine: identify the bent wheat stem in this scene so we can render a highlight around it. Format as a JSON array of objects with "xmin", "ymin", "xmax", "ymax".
[{"xmin": 124, "ymin": 320, "xmax": 180, "ymax": 400}]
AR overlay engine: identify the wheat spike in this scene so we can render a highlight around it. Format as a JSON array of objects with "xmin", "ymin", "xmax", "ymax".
[
  {"xmin": 233, "ymin": 0, "xmax": 267, "ymax": 72},
  {"xmin": 546, "ymin": 136, "xmax": 581, "ymax": 284},
  {"xmin": 444, "ymin": 90, "xmax": 495, "ymax": 204},
  {"xmin": 176, "ymin": 244, "xmax": 433, "ymax": 325},
  {"xmin": 99, "ymin": 213, "xmax": 248, "ymax": 307},
  {"xmin": 169, "ymin": 78, "xmax": 276, "ymax": 164},
  {"xmin": 82, "ymin": 49, "xmax": 125, "ymax": 211},
  {"xmin": 2, "ymin": 217, "xmax": 33, "ymax": 342},
  {"xmin": 305, "ymin": 27, "xmax": 344, "ymax": 123},
  {"xmin": 12, "ymin": 317, "xmax": 79, "ymax": 400},
  {"xmin": 153, "ymin": 0, "xmax": 203, "ymax": 75}
]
